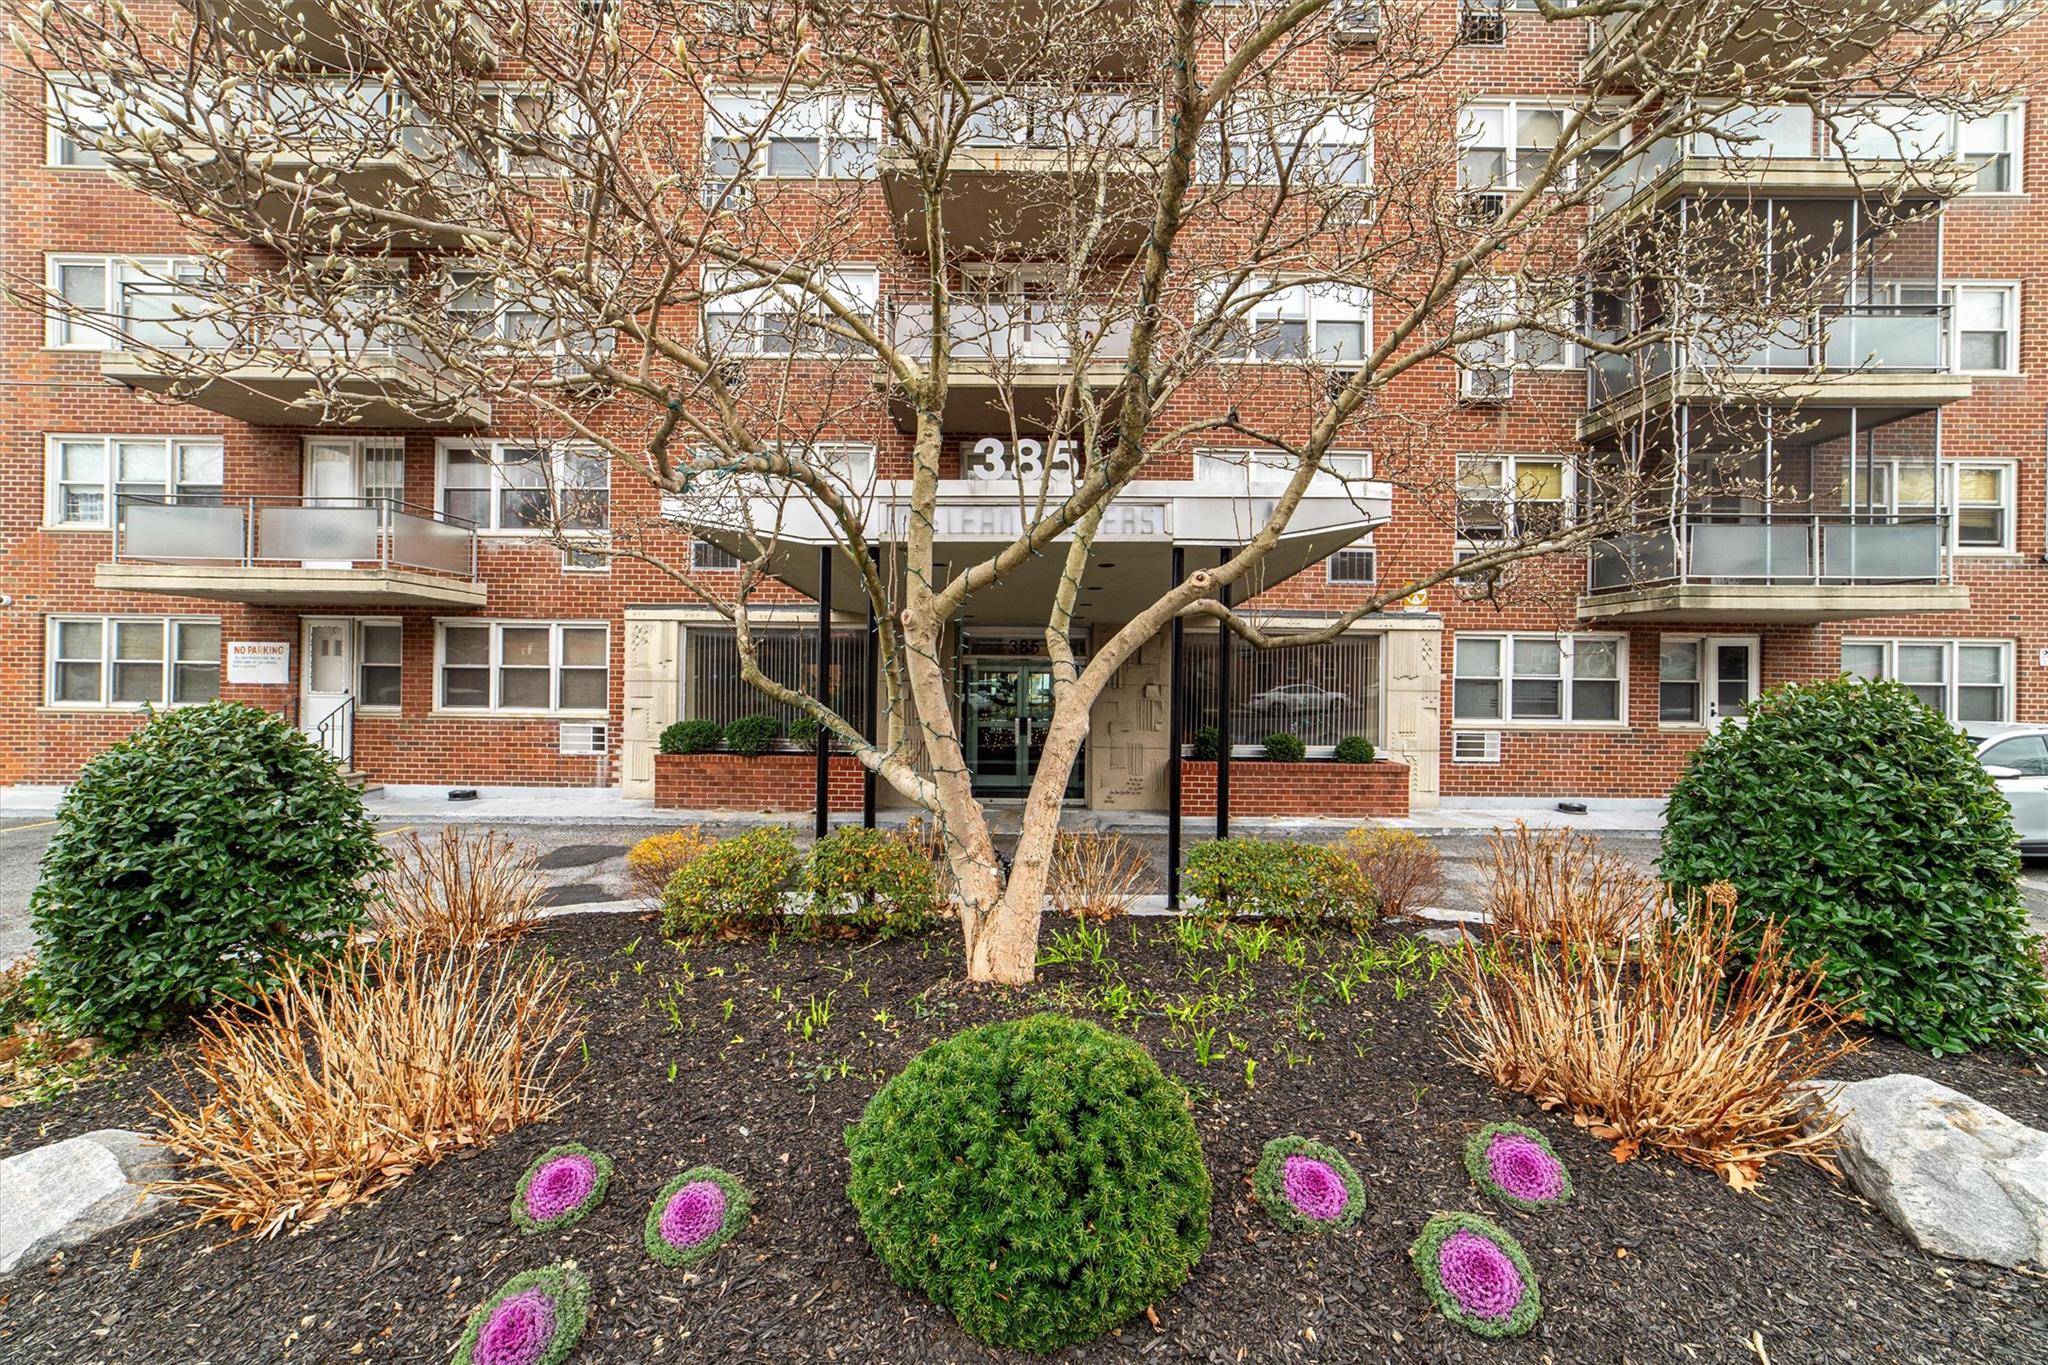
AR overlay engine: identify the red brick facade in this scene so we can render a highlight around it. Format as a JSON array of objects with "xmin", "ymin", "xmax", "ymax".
[
  {"xmin": 653, "ymin": 753, "xmax": 866, "ymax": 814},
  {"xmin": 1180, "ymin": 759, "xmax": 1410, "ymax": 819}
]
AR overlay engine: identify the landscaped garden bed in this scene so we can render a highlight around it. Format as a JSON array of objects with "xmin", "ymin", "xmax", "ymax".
[{"xmin": 1, "ymin": 911, "xmax": 2044, "ymax": 1363}]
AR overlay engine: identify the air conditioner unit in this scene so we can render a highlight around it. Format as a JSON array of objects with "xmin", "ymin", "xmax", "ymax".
[
  {"xmin": 1460, "ymin": 366, "xmax": 1514, "ymax": 402},
  {"xmin": 1333, "ymin": 0, "xmax": 1381, "ymax": 43},
  {"xmin": 558, "ymin": 722, "xmax": 608, "ymax": 756},
  {"xmin": 1460, "ymin": 0, "xmax": 1506, "ymax": 45},
  {"xmin": 1452, "ymin": 730, "xmax": 1503, "ymax": 764}
]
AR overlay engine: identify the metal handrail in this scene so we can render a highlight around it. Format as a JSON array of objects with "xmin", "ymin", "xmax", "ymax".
[
  {"xmin": 110, "ymin": 494, "xmax": 479, "ymax": 579},
  {"xmin": 311, "ymin": 694, "xmax": 356, "ymax": 770},
  {"xmin": 1586, "ymin": 511, "xmax": 1951, "ymax": 592}
]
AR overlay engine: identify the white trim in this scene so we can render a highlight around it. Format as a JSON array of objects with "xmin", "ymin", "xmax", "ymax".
[
  {"xmin": 1451, "ymin": 630, "xmax": 1627, "ymax": 726},
  {"xmin": 1840, "ymin": 637, "xmax": 2014, "ymax": 722},
  {"xmin": 1654, "ymin": 634, "xmax": 1761, "ymax": 729},
  {"xmin": 700, "ymin": 263, "xmax": 881, "ymax": 358},
  {"xmin": 42, "ymin": 432, "xmax": 227, "ymax": 529},
  {"xmin": 1202, "ymin": 278, "xmax": 1372, "ymax": 364},
  {"xmin": 435, "ymin": 439, "xmax": 610, "ymax": 535},
  {"xmin": 1947, "ymin": 280, "xmax": 2021, "ymax": 376},
  {"xmin": 434, "ymin": 619, "xmax": 610, "ymax": 716},
  {"xmin": 44, "ymin": 614, "xmax": 222, "ymax": 710}
]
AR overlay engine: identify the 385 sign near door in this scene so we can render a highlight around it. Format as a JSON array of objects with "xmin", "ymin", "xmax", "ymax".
[{"xmin": 961, "ymin": 437, "xmax": 1084, "ymax": 484}]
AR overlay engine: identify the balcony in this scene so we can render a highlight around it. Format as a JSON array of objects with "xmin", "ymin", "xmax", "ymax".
[
  {"xmin": 1593, "ymin": 147, "xmax": 1971, "ymax": 226},
  {"xmin": 891, "ymin": 0, "xmax": 1152, "ymax": 79},
  {"xmin": 885, "ymin": 301, "xmax": 1133, "ymax": 432},
  {"xmin": 102, "ymin": 339, "xmax": 489, "ymax": 430},
  {"xmin": 1580, "ymin": 304, "xmax": 1973, "ymax": 442},
  {"xmin": 191, "ymin": 0, "xmax": 497, "ymax": 70},
  {"xmin": 96, "ymin": 496, "xmax": 486, "ymax": 607},
  {"xmin": 1580, "ymin": 1, "xmax": 1927, "ymax": 91},
  {"xmin": 1580, "ymin": 513, "xmax": 1968, "ymax": 622}
]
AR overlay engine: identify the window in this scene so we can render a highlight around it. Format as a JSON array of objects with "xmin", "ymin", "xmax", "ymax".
[
  {"xmin": 46, "ymin": 80, "xmax": 114, "ymax": 168},
  {"xmin": 692, "ymin": 540, "xmax": 743, "ymax": 570},
  {"xmin": 963, "ymin": 87, "xmax": 1158, "ymax": 152},
  {"xmin": 702, "ymin": 266, "xmax": 879, "ymax": 356},
  {"xmin": 1179, "ymin": 633, "xmax": 1381, "ymax": 750},
  {"xmin": 45, "ymin": 254, "xmax": 223, "ymax": 350},
  {"xmin": 1453, "ymin": 632, "xmax": 1623, "ymax": 724},
  {"xmin": 1211, "ymin": 280, "xmax": 1370, "ymax": 363},
  {"xmin": 704, "ymin": 89, "xmax": 879, "ymax": 198},
  {"xmin": 484, "ymin": 86, "xmax": 596, "ymax": 176},
  {"xmin": 1328, "ymin": 543, "xmax": 1376, "ymax": 584},
  {"xmin": 1951, "ymin": 283, "xmax": 2018, "ymax": 373},
  {"xmin": 1953, "ymin": 461, "xmax": 2014, "ymax": 551},
  {"xmin": 682, "ymin": 625, "xmax": 871, "ymax": 735},
  {"xmin": 359, "ymin": 621, "xmax": 403, "ymax": 709},
  {"xmin": 46, "ymin": 616, "xmax": 220, "ymax": 708},
  {"xmin": 439, "ymin": 443, "xmax": 609, "ymax": 533},
  {"xmin": 45, "ymin": 435, "xmax": 224, "ymax": 527},
  {"xmin": 1456, "ymin": 280, "xmax": 1579, "ymax": 393},
  {"xmin": 437, "ymin": 621, "xmax": 608, "ymax": 713},
  {"xmin": 1456, "ymin": 454, "xmax": 1569, "ymax": 539},
  {"xmin": 1658, "ymin": 636, "xmax": 1759, "ymax": 725},
  {"xmin": 1833, "ymin": 103, "xmax": 2022, "ymax": 193},
  {"xmin": 1840, "ymin": 638, "xmax": 2011, "ymax": 721},
  {"xmin": 1196, "ymin": 95, "xmax": 1371, "ymax": 186},
  {"xmin": 1459, "ymin": 100, "xmax": 1623, "ymax": 191},
  {"xmin": 1194, "ymin": 448, "xmax": 1371, "ymax": 491},
  {"xmin": 1687, "ymin": 104, "xmax": 1815, "ymax": 160}
]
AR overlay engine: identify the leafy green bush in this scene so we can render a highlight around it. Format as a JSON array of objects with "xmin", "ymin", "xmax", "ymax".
[
  {"xmin": 1262, "ymin": 732, "xmax": 1307, "ymax": 763},
  {"xmin": 1333, "ymin": 735, "xmax": 1376, "ymax": 764},
  {"xmin": 802, "ymin": 828, "xmax": 945, "ymax": 940},
  {"xmin": 660, "ymin": 826, "xmax": 800, "ymax": 938},
  {"xmin": 845, "ymin": 1013, "xmax": 1211, "ymax": 1353},
  {"xmin": 30, "ymin": 702, "xmax": 384, "ymax": 1046},
  {"xmin": 788, "ymin": 714, "xmax": 821, "ymax": 749},
  {"xmin": 658, "ymin": 719, "xmax": 723, "ymax": 756},
  {"xmin": 723, "ymin": 714, "xmax": 781, "ymax": 757},
  {"xmin": 1661, "ymin": 676, "xmax": 2048, "ymax": 1053},
  {"xmin": 1190, "ymin": 725, "xmax": 1221, "ymax": 761},
  {"xmin": 1183, "ymin": 837, "xmax": 1372, "ymax": 930}
]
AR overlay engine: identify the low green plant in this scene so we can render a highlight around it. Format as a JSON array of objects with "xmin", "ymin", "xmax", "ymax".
[
  {"xmin": 845, "ymin": 1014, "xmax": 1210, "ymax": 1353},
  {"xmin": 1183, "ymin": 838, "xmax": 1373, "ymax": 930},
  {"xmin": 1661, "ymin": 676, "xmax": 2048, "ymax": 1053},
  {"xmin": 788, "ymin": 714, "xmax": 821, "ymax": 748},
  {"xmin": 30, "ymin": 702, "xmax": 384, "ymax": 1046},
  {"xmin": 723, "ymin": 714, "xmax": 782, "ymax": 756},
  {"xmin": 1190, "ymin": 725, "xmax": 1222, "ymax": 761},
  {"xmin": 658, "ymin": 718, "xmax": 724, "ymax": 755},
  {"xmin": 1262, "ymin": 732, "xmax": 1307, "ymax": 762},
  {"xmin": 1333, "ymin": 735, "xmax": 1376, "ymax": 764},
  {"xmin": 661, "ymin": 827, "xmax": 801, "ymax": 938},
  {"xmin": 802, "ymin": 828, "xmax": 945, "ymax": 940}
]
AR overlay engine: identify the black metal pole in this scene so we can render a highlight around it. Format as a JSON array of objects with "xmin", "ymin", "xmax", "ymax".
[
  {"xmin": 863, "ymin": 543, "xmax": 880, "ymax": 829},
  {"xmin": 815, "ymin": 544, "xmax": 831, "ymax": 841},
  {"xmin": 1215, "ymin": 548, "xmax": 1234, "ymax": 841},
  {"xmin": 1167, "ymin": 546, "xmax": 1185, "ymax": 912}
]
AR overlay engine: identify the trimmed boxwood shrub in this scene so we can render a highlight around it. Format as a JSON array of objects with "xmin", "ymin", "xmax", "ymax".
[
  {"xmin": 723, "ymin": 714, "xmax": 781, "ymax": 756},
  {"xmin": 802, "ymin": 828, "xmax": 945, "ymax": 940},
  {"xmin": 1333, "ymin": 735, "xmax": 1376, "ymax": 764},
  {"xmin": 1262, "ymin": 732, "xmax": 1307, "ymax": 763},
  {"xmin": 845, "ymin": 1013, "xmax": 1211, "ymax": 1353},
  {"xmin": 1183, "ymin": 837, "xmax": 1373, "ymax": 930},
  {"xmin": 661, "ymin": 826, "xmax": 801, "ymax": 938},
  {"xmin": 29, "ymin": 702, "xmax": 384, "ymax": 1046},
  {"xmin": 1661, "ymin": 676, "xmax": 2048, "ymax": 1053},
  {"xmin": 1190, "ymin": 725, "xmax": 1221, "ymax": 761},
  {"xmin": 659, "ymin": 719, "xmax": 724, "ymax": 755},
  {"xmin": 788, "ymin": 714, "xmax": 821, "ymax": 748}
]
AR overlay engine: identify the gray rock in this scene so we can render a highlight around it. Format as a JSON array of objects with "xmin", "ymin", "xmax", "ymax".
[
  {"xmin": 0, "ymin": 1129, "xmax": 176, "ymax": 1275},
  {"xmin": 1817, "ymin": 1074, "xmax": 2048, "ymax": 1269}
]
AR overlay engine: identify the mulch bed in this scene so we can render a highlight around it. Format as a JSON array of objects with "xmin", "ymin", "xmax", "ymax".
[{"xmin": 1, "ymin": 912, "xmax": 2044, "ymax": 1364}]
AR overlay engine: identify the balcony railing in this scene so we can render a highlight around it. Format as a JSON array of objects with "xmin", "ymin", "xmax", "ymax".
[
  {"xmin": 1587, "ymin": 512, "xmax": 1948, "ymax": 593},
  {"xmin": 112, "ymin": 495, "xmax": 478, "ymax": 580},
  {"xmin": 1588, "ymin": 303, "xmax": 1951, "ymax": 405},
  {"xmin": 891, "ymin": 301, "xmax": 1133, "ymax": 363}
]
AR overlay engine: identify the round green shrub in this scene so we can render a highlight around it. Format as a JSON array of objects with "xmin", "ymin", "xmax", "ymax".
[
  {"xmin": 29, "ymin": 702, "xmax": 384, "ymax": 1046},
  {"xmin": 802, "ymin": 828, "xmax": 945, "ymax": 940},
  {"xmin": 659, "ymin": 718, "xmax": 724, "ymax": 755},
  {"xmin": 1190, "ymin": 725, "xmax": 1221, "ymax": 761},
  {"xmin": 1262, "ymin": 732, "xmax": 1307, "ymax": 763},
  {"xmin": 1661, "ymin": 676, "xmax": 2048, "ymax": 1053},
  {"xmin": 845, "ymin": 1013, "xmax": 1211, "ymax": 1353},
  {"xmin": 788, "ymin": 714, "xmax": 821, "ymax": 749},
  {"xmin": 1333, "ymin": 735, "xmax": 1376, "ymax": 764},
  {"xmin": 723, "ymin": 714, "xmax": 781, "ymax": 757},
  {"xmin": 660, "ymin": 826, "xmax": 800, "ymax": 938},
  {"xmin": 1182, "ymin": 837, "xmax": 1373, "ymax": 930}
]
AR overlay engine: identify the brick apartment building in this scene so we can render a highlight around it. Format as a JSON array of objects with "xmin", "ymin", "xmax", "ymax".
[{"xmin": 0, "ymin": 2, "xmax": 2038, "ymax": 818}]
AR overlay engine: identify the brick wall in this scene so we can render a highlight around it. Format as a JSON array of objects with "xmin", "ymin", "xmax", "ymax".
[
  {"xmin": 653, "ymin": 752, "xmax": 866, "ymax": 813},
  {"xmin": 1180, "ymin": 758, "xmax": 1410, "ymax": 819}
]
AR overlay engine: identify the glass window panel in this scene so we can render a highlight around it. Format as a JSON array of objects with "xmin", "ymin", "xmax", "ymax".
[
  {"xmin": 1514, "ymin": 460, "xmax": 1565, "ymax": 501},
  {"xmin": 1958, "ymin": 685, "xmax": 2006, "ymax": 723},
  {"xmin": 560, "ymin": 627, "xmax": 606, "ymax": 667},
  {"xmin": 1453, "ymin": 679, "xmax": 1501, "ymax": 720},
  {"xmin": 361, "ymin": 667, "xmax": 401, "ymax": 708},
  {"xmin": 56, "ymin": 619, "xmax": 103, "ymax": 659},
  {"xmin": 57, "ymin": 261, "xmax": 106, "ymax": 311},
  {"xmin": 1840, "ymin": 642, "xmax": 1885, "ymax": 678},
  {"xmin": 1573, "ymin": 679, "xmax": 1620, "ymax": 721},
  {"xmin": 500, "ymin": 626, "xmax": 551, "ymax": 668},
  {"xmin": 114, "ymin": 620, "xmax": 165, "ymax": 661},
  {"xmin": 361, "ymin": 623, "xmax": 402, "ymax": 666},
  {"xmin": 1315, "ymin": 319, "xmax": 1365, "ymax": 363},
  {"xmin": 55, "ymin": 661, "xmax": 102, "ymax": 703},
  {"xmin": 442, "ymin": 668, "xmax": 490, "ymax": 708},
  {"xmin": 557, "ymin": 668, "xmax": 607, "ymax": 710},
  {"xmin": 443, "ymin": 624, "xmax": 490, "ymax": 667},
  {"xmin": 1511, "ymin": 637, "xmax": 1561, "ymax": 676},
  {"xmin": 1454, "ymin": 636, "xmax": 1501, "ymax": 677},
  {"xmin": 1510, "ymin": 677, "xmax": 1562, "ymax": 718},
  {"xmin": 1574, "ymin": 638, "xmax": 1618, "ymax": 679},
  {"xmin": 499, "ymin": 668, "xmax": 550, "ymax": 708},
  {"xmin": 1957, "ymin": 644, "xmax": 2004, "ymax": 685},
  {"xmin": 1895, "ymin": 643, "xmax": 1945, "ymax": 683},
  {"xmin": 172, "ymin": 660, "xmax": 220, "ymax": 704},
  {"xmin": 175, "ymin": 621, "xmax": 219, "ymax": 662}
]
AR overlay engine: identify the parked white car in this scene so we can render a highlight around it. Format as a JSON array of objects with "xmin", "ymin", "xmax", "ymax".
[
  {"xmin": 1249, "ymin": 682, "xmax": 1350, "ymax": 716},
  {"xmin": 1963, "ymin": 722, "xmax": 2048, "ymax": 856}
]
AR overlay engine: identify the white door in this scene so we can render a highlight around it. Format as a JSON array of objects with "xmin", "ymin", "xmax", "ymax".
[
  {"xmin": 301, "ymin": 619, "xmax": 355, "ymax": 760},
  {"xmin": 1706, "ymin": 638, "xmax": 1760, "ymax": 726},
  {"xmin": 302, "ymin": 441, "xmax": 362, "ymax": 568}
]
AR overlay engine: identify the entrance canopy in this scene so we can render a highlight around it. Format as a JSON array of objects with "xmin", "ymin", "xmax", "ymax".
[{"xmin": 676, "ymin": 478, "xmax": 1393, "ymax": 623}]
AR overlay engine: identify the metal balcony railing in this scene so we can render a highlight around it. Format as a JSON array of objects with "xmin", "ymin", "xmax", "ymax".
[
  {"xmin": 1587, "ymin": 303, "xmax": 1952, "ymax": 406},
  {"xmin": 1587, "ymin": 512, "xmax": 1949, "ymax": 593},
  {"xmin": 891, "ymin": 301, "xmax": 1134, "ymax": 363},
  {"xmin": 112, "ymin": 495, "xmax": 479, "ymax": 580}
]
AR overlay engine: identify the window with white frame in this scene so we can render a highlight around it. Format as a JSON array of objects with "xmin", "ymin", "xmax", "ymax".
[
  {"xmin": 1458, "ymin": 100, "xmax": 1624, "ymax": 190},
  {"xmin": 1193, "ymin": 448, "xmax": 1371, "ymax": 492},
  {"xmin": 46, "ymin": 615, "xmax": 220, "ymax": 708},
  {"xmin": 438, "ymin": 443, "xmax": 609, "ymax": 532},
  {"xmin": 1950, "ymin": 283, "xmax": 2018, "ymax": 373},
  {"xmin": 484, "ymin": 86, "xmax": 597, "ymax": 176},
  {"xmin": 1840, "ymin": 638, "xmax": 2011, "ymax": 721},
  {"xmin": 692, "ymin": 539, "xmax": 743, "ymax": 570},
  {"xmin": 446, "ymin": 269, "xmax": 551, "ymax": 343},
  {"xmin": 1687, "ymin": 103, "xmax": 1815, "ymax": 160},
  {"xmin": 46, "ymin": 80, "xmax": 114, "ymax": 167},
  {"xmin": 437, "ymin": 621, "xmax": 608, "ymax": 713},
  {"xmin": 702, "ymin": 266, "xmax": 879, "ymax": 356},
  {"xmin": 704, "ymin": 89, "xmax": 879, "ymax": 196},
  {"xmin": 45, "ymin": 254, "xmax": 224, "ymax": 350},
  {"xmin": 1328, "ymin": 541, "xmax": 1376, "ymax": 584},
  {"xmin": 1952, "ymin": 461, "xmax": 2015, "ymax": 552},
  {"xmin": 1196, "ymin": 95, "xmax": 1372, "ymax": 185},
  {"xmin": 358, "ymin": 621, "xmax": 403, "ymax": 709},
  {"xmin": 1832, "ymin": 103, "xmax": 2022, "ymax": 193},
  {"xmin": 1656, "ymin": 635, "xmax": 1760, "ymax": 725},
  {"xmin": 1210, "ymin": 280, "xmax": 1370, "ymax": 363},
  {"xmin": 1456, "ymin": 280, "xmax": 1579, "ymax": 393},
  {"xmin": 1456, "ymin": 453, "xmax": 1569, "ymax": 539},
  {"xmin": 46, "ymin": 435, "xmax": 224, "ymax": 527},
  {"xmin": 1453, "ymin": 632, "xmax": 1623, "ymax": 723}
]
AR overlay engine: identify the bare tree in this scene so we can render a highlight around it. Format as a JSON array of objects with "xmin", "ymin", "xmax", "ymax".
[{"xmin": 5, "ymin": 0, "xmax": 2025, "ymax": 980}]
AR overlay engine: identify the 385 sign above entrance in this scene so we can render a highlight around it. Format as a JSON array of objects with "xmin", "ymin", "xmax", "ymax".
[{"xmin": 961, "ymin": 437, "xmax": 1083, "ymax": 484}]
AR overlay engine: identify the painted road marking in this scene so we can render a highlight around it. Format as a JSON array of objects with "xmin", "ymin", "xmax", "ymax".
[
  {"xmin": 377, "ymin": 825, "xmax": 417, "ymax": 840},
  {"xmin": 0, "ymin": 820, "xmax": 57, "ymax": 834}
]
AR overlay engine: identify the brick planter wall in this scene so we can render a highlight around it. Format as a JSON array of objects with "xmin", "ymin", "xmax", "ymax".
[
  {"xmin": 1180, "ymin": 758, "xmax": 1409, "ymax": 819},
  {"xmin": 654, "ymin": 752, "xmax": 865, "ymax": 813}
]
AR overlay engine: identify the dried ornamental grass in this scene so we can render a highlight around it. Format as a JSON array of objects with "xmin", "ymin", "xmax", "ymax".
[
  {"xmin": 1048, "ymin": 831, "xmax": 1149, "ymax": 922},
  {"xmin": 149, "ymin": 938, "xmax": 578, "ymax": 1236},
  {"xmin": 1484, "ymin": 821, "xmax": 1662, "ymax": 948},
  {"xmin": 374, "ymin": 827, "xmax": 547, "ymax": 946},
  {"xmin": 1334, "ymin": 826, "xmax": 1445, "ymax": 921},
  {"xmin": 1445, "ymin": 882, "xmax": 1862, "ymax": 1188}
]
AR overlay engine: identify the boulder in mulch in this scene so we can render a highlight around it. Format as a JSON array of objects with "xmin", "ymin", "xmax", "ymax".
[
  {"xmin": 1817, "ymin": 1073, "xmax": 2048, "ymax": 1269},
  {"xmin": 0, "ymin": 1128, "xmax": 175, "ymax": 1275}
]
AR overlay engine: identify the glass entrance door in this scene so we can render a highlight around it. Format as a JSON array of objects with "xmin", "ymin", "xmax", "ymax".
[{"xmin": 965, "ymin": 661, "xmax": 1083, "ymax": 796}]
